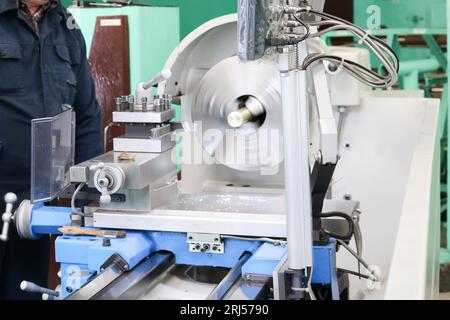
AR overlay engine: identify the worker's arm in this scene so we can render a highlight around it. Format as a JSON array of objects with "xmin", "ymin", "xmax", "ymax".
[{"xmin": 72, "ymin": 33, "xmax": 103, "ymax": 164}]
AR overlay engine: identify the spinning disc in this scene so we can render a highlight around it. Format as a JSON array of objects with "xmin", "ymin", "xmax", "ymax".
[{"xmin": 189, "ymin": 56, "xmax": 283, "ymax": 171}]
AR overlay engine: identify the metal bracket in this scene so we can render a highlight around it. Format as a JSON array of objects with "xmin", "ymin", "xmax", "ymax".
[
  {"xmin": 100, "ymin": 253, "xmax": 129, "ymax": 272},
  {"xmin": 187, "ymin": 233, "xmax": 224, "ymax": 254},
  {"xmin": 310, "ymin": 42, "xmax": 339, "ymax": 165}
]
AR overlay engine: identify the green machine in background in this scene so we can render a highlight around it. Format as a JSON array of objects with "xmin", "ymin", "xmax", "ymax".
[
  {"xmin": 329, "ymin": 0, "xmax": 448, "ymax": 92},
  {"xmin": 356, "ymin": 0, "xmax": 447, "ymax": 88},
  {"xmin": 146, "ymin": 0, "xmax": 236, "ymax": 39},
  {"xmin": 62, "ymin": 0, "xmax": 236, "ymax": 39},
  {"xmin": 354, "ymin": 0, "xmax": 446, "ymax": 29}
]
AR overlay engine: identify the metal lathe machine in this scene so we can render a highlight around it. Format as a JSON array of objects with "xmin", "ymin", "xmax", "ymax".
[{"xmin": 0, "ymin": 0, "xmax": 442, "ymax": 300}]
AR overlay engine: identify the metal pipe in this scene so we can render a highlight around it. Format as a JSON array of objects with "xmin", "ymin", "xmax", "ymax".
[
  {"xmin": 104, "ymin": 123, "xmax": 121, "ymax": 153},
  {"xmin": 397, "ymin": 58, "xmax": 440, "ymax": 76}
]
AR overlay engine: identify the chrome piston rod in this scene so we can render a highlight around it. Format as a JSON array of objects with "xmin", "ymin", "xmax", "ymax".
[{"xmin": 279, "ymin": 45, "xmax": 313, "ymax": 273}]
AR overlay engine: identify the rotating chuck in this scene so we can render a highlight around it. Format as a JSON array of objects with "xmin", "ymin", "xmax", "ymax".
[{"xmin": 227, "ymin": 96, "xmax": 266, "ymax": 128}]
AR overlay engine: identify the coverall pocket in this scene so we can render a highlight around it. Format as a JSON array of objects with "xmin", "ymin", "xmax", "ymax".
[
  {"xmin": 0, "ymin": 43, "xmax": 24, "ymax": 95},
  {"xmin": 54, "ymin": 44, "xmax": 78, "ymax": 105}
]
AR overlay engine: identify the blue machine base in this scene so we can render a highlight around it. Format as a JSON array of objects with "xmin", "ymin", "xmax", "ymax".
[
  {"xmin": 55, "ymin": 231, "xmax": 338, "ymax": 299},
  {"xmin": 26, "ymin": 204, "xmax": 339, "ymax": 299}
]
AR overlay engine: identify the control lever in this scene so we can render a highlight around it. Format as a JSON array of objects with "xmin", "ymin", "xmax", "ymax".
[
  {"xmin": 90, "ymin": 162, "xmax": 112, "ymax": 204},
  {"xmin": 0, "ymin": 193, "xmax": 18, "ymax": 242},
  {"xmin": 42, "ymin": 293, "xmax": 59, "ymax": 300},
  {"xmin": 136, "ymin": 69, "xmax": 172, "ymax": 104},
  {"xmin": 142, "ymin": 69, "xmax": 172, "ymax": 90},
  {"xmin": 20, "ymin": 281, "xmax": 59, "ymax": 298}
]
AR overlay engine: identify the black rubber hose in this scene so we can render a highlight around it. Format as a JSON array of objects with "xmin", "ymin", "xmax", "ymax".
[{"xmin": 314, "ymin": 211, "xmax": 355, "ymax": 240}]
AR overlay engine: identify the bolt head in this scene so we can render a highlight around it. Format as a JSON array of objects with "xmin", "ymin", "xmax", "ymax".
[
  {"xmin": 314, "ymin": 151, "xmax": 322, "ymax": 164},
  {"xmin": 328, "ymin": 63, "xmax": 338, "ymax": 73},
  {"xmin": 102, "ymin": 238, "xmax": 111, "ymax": 247}
]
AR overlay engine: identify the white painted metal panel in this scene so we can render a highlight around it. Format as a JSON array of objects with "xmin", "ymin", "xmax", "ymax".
[
  {"xmin": 385, "ymin": 101, "xmax": 440, "ymax": 300},
  {"xmin": 333, "ymin": 96, "xmax": 440, "ymax": 299}
]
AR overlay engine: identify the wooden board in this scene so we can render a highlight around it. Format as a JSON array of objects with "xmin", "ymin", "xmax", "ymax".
[{"xmin": 89, "ymin": 15, "xmax": 130, "ymax": 151}]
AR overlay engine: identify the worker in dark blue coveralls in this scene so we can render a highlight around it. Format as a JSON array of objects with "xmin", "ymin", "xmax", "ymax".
[{"xmin": 0, "ymin": 0, "xmax": 102, "ymax": 299}]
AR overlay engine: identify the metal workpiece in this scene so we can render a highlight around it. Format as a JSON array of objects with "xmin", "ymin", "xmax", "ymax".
[
  {"xmin": 227, "ymin": 95, "xmax": 265, "ymax": 128},
  {"xmin": 227, "ymin": 107, "xmax": 253, "ymax": 128}
]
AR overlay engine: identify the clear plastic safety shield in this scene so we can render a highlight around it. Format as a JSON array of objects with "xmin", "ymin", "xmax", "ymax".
[{"xmin": 31, "ymin": 107, "xmax": 75, "ymax": 203}]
